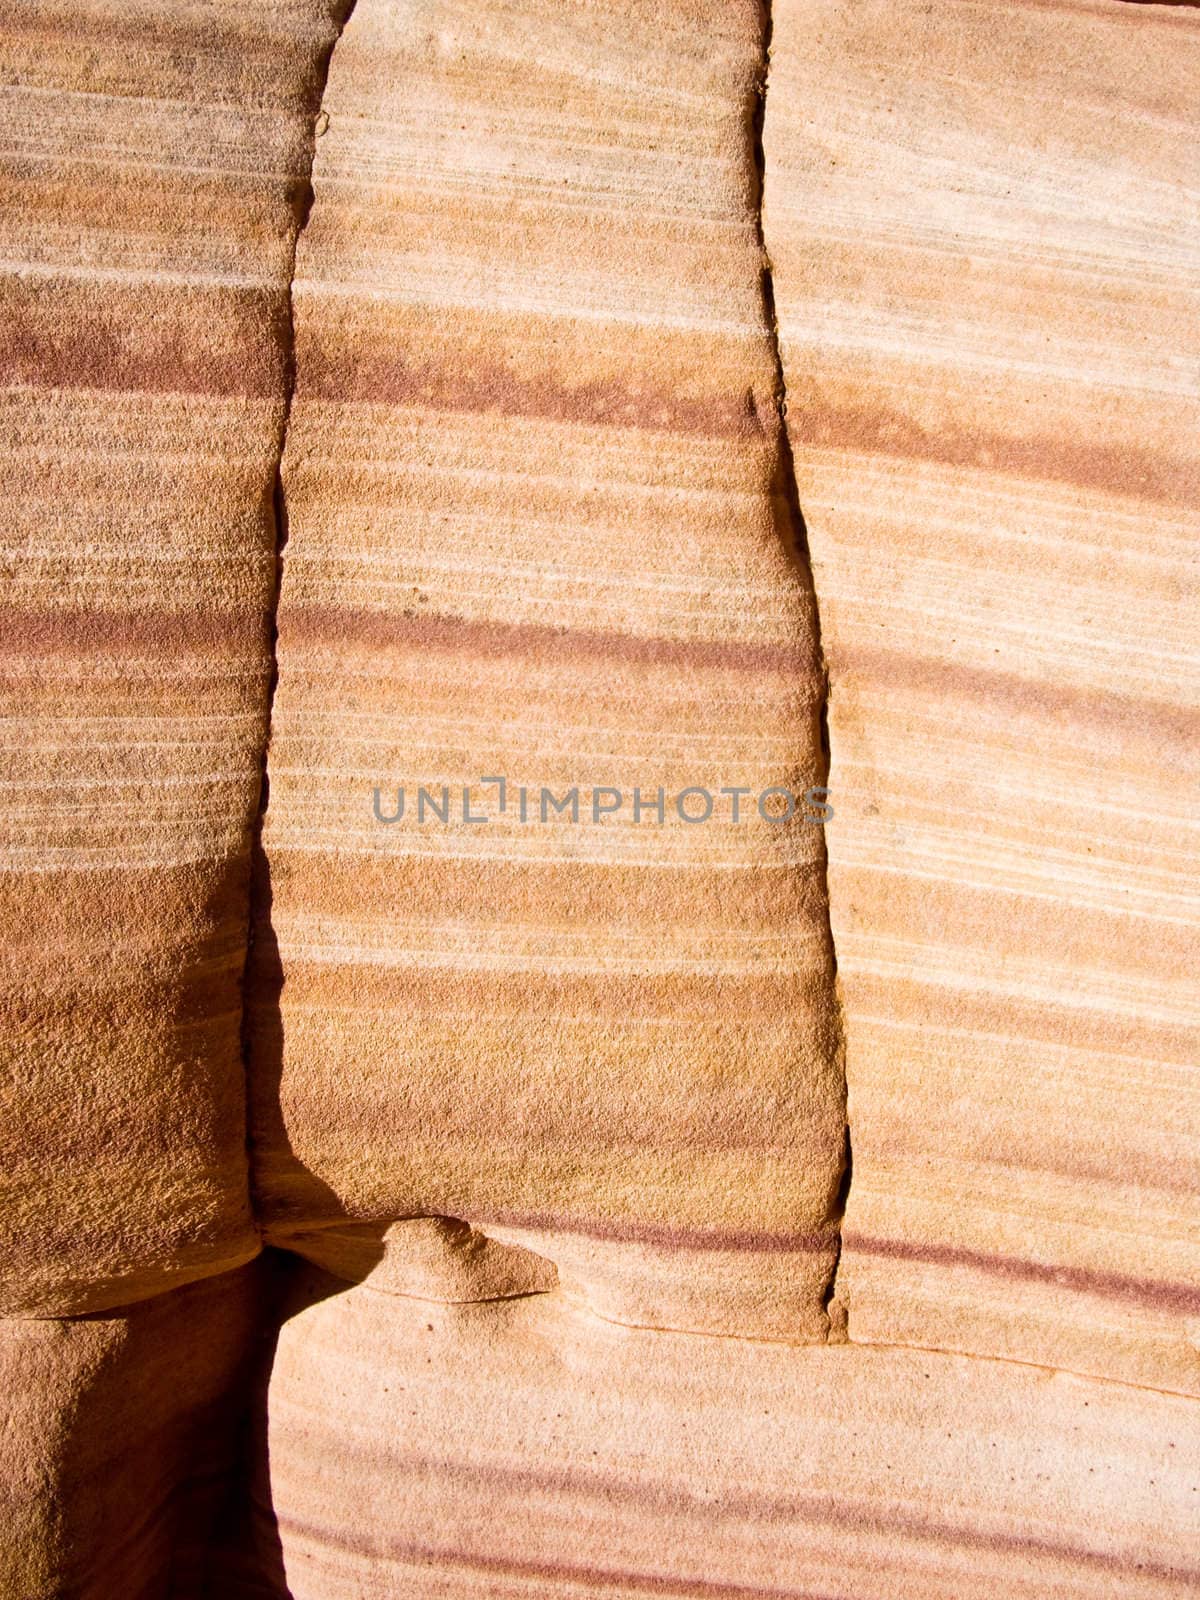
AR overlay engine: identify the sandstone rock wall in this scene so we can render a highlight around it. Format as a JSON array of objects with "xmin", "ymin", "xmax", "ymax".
[
  {"xmin": 1, "ymin": 1266, "xmax": 260, "ymax": 1598},
  {"xmin": 765, "ymin": 0, "xmax": 1200, "ymax": 1396},
  {"xmin": 1, "ymin": 0, "xmax": 1197, "ymax": 1595}
]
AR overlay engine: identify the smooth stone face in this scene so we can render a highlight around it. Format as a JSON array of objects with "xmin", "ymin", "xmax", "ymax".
[
  {"xmin": 0, "ymin": 0, "xmax": 353, "ymax": 1317},
  {"xmin": 0, "ymin": 1265, "xmax": 260, "ymax": 1600},
  {"xmin": 233, "ymin": 1269, "xmax": 1200, "ymax": 1600},
  {"xmin": 248, "ymin": 0, "xmax": 846, "ymax": 1341},
  {"xmin": 765, "ymin": 0, "xmax": 1200, "ymax": 1392}
]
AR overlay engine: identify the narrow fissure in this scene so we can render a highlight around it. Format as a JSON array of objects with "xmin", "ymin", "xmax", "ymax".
[
  {"xmin": 752, "ymin": 0, "xmax": 853, "ymax": 1339},
  {"xmin": 240, "ymin": 2, "xmax": 359, "ymax": 1200}
]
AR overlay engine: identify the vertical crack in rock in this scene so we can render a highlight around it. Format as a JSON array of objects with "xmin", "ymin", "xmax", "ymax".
[
  {"xmin": 240, "ymin": 3, "xmax": 359, "ymax": 1196},
  {"xmin": 753, "ymin": 1, "xmax": 852, "ymax": 1340}
]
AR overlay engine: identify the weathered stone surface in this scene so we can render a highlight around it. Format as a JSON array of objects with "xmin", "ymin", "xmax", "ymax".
[
  {"xmin": 0, "ymin": 0, "xmax": 353, "ymax": 1316},
  {"xmin": 248, "ymin": 0, "xmax": 846, "ymax": 1340},
  {"xmin": 2, "ymin": 0, "xmax": 1199, "ymax": 1592},
  {"xmin": 235, "ymin": 1267, "xmax": 1200, "ymax": 1600},
  {"xmin": 0, "ymin": 1265, "xmax": 259, "ymax": 1600},
  {"xmin": 765, "ymin": 0, "xmax": 1200, "ymax": 1394}
]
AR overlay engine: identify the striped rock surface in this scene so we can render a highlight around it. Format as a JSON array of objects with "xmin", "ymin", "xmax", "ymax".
[
  {"xmin": 0, "ymin": 0, "xmax": 353, "ymax": 1317},
  {"xmin": 234, "ymin": 1266, "xmax": 1200, "ymax": 1600},
  {"xmin": 247, "ymin": 0, "xmax": 846, "ymax": 1339},
  {"xmin": 2, "ymin": 0, "xmax": 1199, "ymax": 1595},
  {"xmin": 765, "ymin": 0, "xmax": 1200, "ymax": 1393},
  {"xmin": 0, "ymin": 6, "xmax": 346, "ymax": 1597}
]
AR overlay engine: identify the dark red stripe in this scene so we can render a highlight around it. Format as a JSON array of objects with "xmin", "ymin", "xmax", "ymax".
[
  {"xmin": 0, "ymin": 606, "xmax": 267, "ymax": 656},
  {"xmin": 0, "ymin": 278, "xmax": 287, "ymax": 399},
  {"xmin": 298, "ymin": 343, "xmax": 773, "ymax": 440},
  {"xmin": 282, "ymin": 605, "xmax": 818, "ymax": 678},
  {"xmin": 845, "ymin": 1231, "xmax": 1200, "ymax": 1317},
  {"xmin": 836, "ymin": 644, "xmax": 1200, "ymax": 748},
  {"xmin": 791, "ymin": 392, "xmax": 1199, "ymax": 509},
  {"xmin": 280, "ymin": 1526, "xmax": 851, "ymax": 1599}
]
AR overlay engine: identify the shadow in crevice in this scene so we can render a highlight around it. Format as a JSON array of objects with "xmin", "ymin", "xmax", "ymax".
[
  {"xmin": 209, "ymin": 841, "xmax": 555, "ymax": 1595},
  {"xmin": 207, "ymin": 0, "xmax": 374, "ymax": 1574},
  {"xmin": 240, "ymin": 846, "xmax": 389, "ymax": 1267},
  {"xmin": 820, "ymin": 1125, "xmax": 854, "ymax": 1340},
  {"xmin": 198, "ymin": 1251, "xmax": 352, "ymax": 1600},
  {"xmin": 203, "ymin": 812, "xmax": 386, "ymax": 1594}
]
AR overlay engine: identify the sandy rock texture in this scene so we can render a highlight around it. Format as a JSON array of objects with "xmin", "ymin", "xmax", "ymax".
[
  {"xmin": 0, "ymin": 1265, "xmax": 260, "ymax": 1600},
  {"xmin": 1, "ymin": 0, "xmax": 1198, "ymax": 1594},
  {"xmin": 235, "ymin": 1266, "xmax": 1200, "ymax": 1600},
  {"xmin": 765, "ymin": 0, "xmax": 1200, "ymax": 1394},
  {"xmin": 248, "ymin": 0, "xmax": 846, "ymax": 1340},
  {"xmin": 0, "ymin": 0, "xmax": 355, "ymax": 1316}
]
